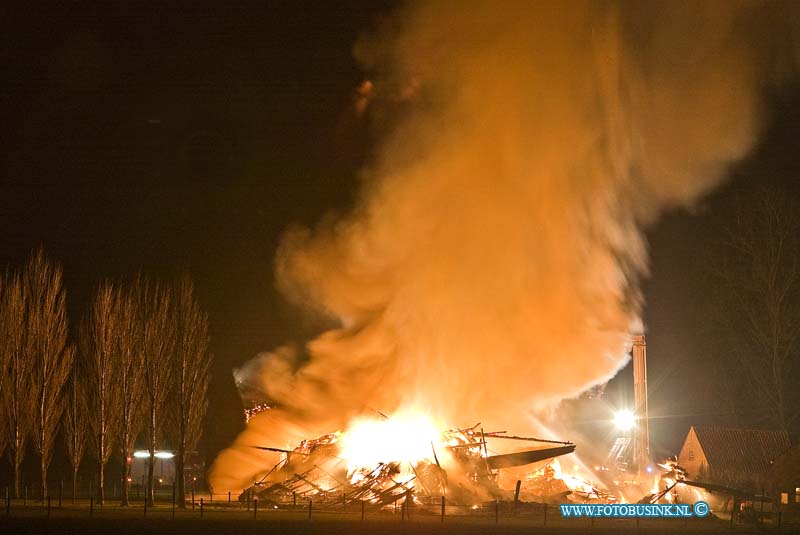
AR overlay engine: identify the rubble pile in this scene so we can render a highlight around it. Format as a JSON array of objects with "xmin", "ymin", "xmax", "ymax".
[
  {"xmin": 522, "ymin": 459, "xmax": 617, "ymax": 504},
  {"xmin": 241, "ymin": 421, "xmax": 584, "ymax": 507}
]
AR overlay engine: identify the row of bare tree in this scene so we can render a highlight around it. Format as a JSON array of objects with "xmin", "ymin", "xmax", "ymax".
[
  {"xmin": 706, "ymin": 188, "xmax": 800, "ymax": 435},
  {"xmin": 0, "ymin": 250, "xmax": 212, "ymax": 508}
]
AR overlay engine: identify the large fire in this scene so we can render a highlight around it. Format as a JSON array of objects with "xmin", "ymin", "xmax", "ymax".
[
  {"xmin": 549, "ymin": 459, "xmax": 598, "ymax": 497},
  {"xmin": 211, "ymin": 2, "xmax": 777, "ymax": 509},
  {"xmin": 339, "ymin": 411, "xmax": 442, "ymax": 476},
  {"xmin": 235, "ymin": 407, "xmax": 622, "ymax": 507}
]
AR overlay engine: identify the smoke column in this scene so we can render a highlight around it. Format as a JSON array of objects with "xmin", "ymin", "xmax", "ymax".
[{"xmin": 211, "ymin": 0, "xmax": 791, "ymax": 490}]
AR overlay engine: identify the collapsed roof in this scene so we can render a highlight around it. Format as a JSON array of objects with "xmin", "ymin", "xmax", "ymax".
[{"xmin": 243, "ymin": 422, "xmax": 577, "ymax": 505}]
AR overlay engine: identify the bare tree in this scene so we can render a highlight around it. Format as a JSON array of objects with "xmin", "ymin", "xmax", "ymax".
[
  {"xmin": 26, "ymin": 250, "xmax": 75, "ymax": 500},
  {"xmin": 115, "ymin": 281, "xmax": 145, "ymax": 506},
  {"xmin": 169, "ymin": 276, "xmax": 212, "ymax": 508},
  {"xmin": 711, "ymin": 188, "xmax": 800, "ymax": 433},
  {"xmin": 82, "ymin": 283, "xmax": 121, "ymax": 505},
  {"xmin": 1, "ymin": 270, "xmax": 35, "ymax": 497},
  {"xmin": 64, "ymin": 358, "xmax": 89, "ymax": 503},
  {"xmin": 0, "ymin": 274, "xmax": 6, "ymax": 461},
  {"xmin": 138, "ymin": 279, "xmax": 174, "ymax": 507}
]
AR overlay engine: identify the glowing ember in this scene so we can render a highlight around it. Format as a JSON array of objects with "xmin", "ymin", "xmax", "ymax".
[
  {"xmin": 551, "ymin": 459, "xmax": 602, "ymax": 497},
  {"xmin": 524, "ymin": 458, "xmax": 615, "ymax": 503},
  {"xmin": 244, "ymin": 403, "xmax": 271, "ymax": 422}
]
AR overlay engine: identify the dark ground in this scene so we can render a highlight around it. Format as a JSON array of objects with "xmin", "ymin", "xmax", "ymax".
[
  {"xmin": 0, "ymin": 517, "xmax": 783, "ymax": 535},
  {"xmin": 0, "ymin": 502, "xmax": 792, "ymax": 535}
]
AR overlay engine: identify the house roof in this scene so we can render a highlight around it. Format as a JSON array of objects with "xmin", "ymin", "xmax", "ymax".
[
  {"xmin": 691, "ymin": 426, "xmax": 791, "ymax": 474},
  {"xmin": 771, "ymin": 443, "xmax": 800, "ymax": 487}
]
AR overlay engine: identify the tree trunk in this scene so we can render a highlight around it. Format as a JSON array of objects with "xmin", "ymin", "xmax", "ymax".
[
  {"xmin": 176, "ymin": 444, "xmax": 186, "ymax": 509},
  {"xmin": 772, "ymin": 357, "xmax": 787, "ymax": 433},
  {"xmin": 146, "ymin": 409, "xmax": 156, "ymax": 507},
  {"xmin": 97, "ymin": 431, "xmax": 105, "ymax": 505},
  {"xmin": 72, "ymin": 467, "xmax": 78, "ymax": 504},
  {"xmin": 39, "ymin": 400, "xmax": 46, "ymax": 503},
  {"xmin": 41, "ymin": 457, "xmax": 48, "ymax": 502},
  {"xmin": 147, "ymin": 454, "xmax": 155, "ymax": 507},
  {"xmin": 121, "ymin": 448, "xmax": 131, "ymax": 506},
  {"xmin": 14, "ymin": 451, "xmax": 22, "ymax": 498},
  {"xmin": 98, "ymin": 459, "xmax": 105, "ymax": 505}
]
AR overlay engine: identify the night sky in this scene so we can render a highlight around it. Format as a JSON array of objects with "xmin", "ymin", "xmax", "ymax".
[
  {"xmin": 1, "ymin": 0, "xmax": 798, "ymax": 474},
  {"xmin": 640, "ymin": 90, "xmax": 800, "ymax": 457}
]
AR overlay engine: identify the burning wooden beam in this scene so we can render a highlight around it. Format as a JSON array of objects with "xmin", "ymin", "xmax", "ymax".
[{"xmin": 486, "ymin": 444, "xmax": 576, "ymax": 469}]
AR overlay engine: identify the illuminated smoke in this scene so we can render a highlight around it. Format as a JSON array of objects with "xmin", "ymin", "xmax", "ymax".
[{"xmin": 211, "ymin": 0, "xmax": 788, "ymax": 490}]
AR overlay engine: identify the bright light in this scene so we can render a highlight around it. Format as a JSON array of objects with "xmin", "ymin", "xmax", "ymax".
[
  {"xmin": 132, "ymin": 450, "xmax": 175, "ymax": 459},
  {"xmin": 339, "ymin": 410, "xmax": 441, "ymax": 475},
  {"xmin": 613, "ymin": 410, "xmax": 636, "ymax": 431}
]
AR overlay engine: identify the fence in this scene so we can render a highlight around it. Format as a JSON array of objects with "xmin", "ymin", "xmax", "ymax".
[
  {"xmin": 4, "ymin": 488, "xmax": 798, "ymax": 532},
  {"xmin": 0, "ymin": 477, "xmax": 180, "ymax": 505}
]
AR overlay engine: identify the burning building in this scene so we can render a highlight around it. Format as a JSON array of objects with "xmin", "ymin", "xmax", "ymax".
[{"xmin": 241, "ymin": 420, "xmax": 581, "ymax": 507}]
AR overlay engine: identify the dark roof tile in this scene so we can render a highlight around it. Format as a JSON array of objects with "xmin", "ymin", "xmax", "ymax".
[{"xmin": 693, "ymin": 426, "xmax": 791, "ymax": 474}]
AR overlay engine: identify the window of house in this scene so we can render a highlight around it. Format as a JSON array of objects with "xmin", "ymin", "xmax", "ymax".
[
  {"xmin": 781, "ymin": 493, "xmax": 789, "ymax": 505},
  {"xmin": 687, "ymin": 450, "xmax": 694, "ymax": 461},
  {"xmin": 795, "ymin": 488, "xmax": 800, "ymax": 504}
]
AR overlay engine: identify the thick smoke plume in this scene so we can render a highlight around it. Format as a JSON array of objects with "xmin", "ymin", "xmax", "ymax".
[{"xmin": 211, "ymin": 1, "xmax": 788, "ymax": 490}]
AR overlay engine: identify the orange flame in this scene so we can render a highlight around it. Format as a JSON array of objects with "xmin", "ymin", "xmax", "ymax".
[{"xmin": 338, "ymin": 410, "xmax": 442, "ymax": 477}]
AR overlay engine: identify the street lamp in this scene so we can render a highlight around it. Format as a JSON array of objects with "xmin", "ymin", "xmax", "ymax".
[{"xmin": 613, "ymin": 409, "xmax": 636, "ymax": 431}]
